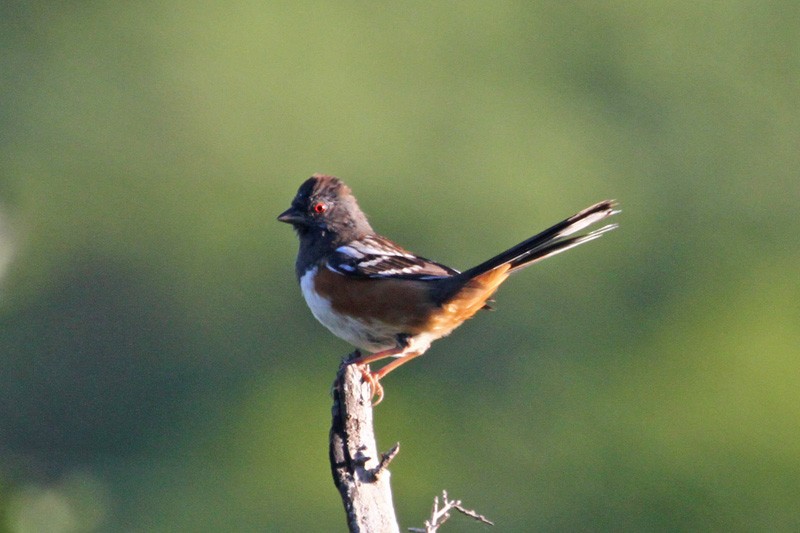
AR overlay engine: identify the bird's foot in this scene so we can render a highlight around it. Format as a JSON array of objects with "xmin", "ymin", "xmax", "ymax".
[{"xmin": 357, "ymin": 364, "xmax": 385, "ymax": 406}]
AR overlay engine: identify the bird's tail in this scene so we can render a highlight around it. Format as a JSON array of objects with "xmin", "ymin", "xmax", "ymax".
[{"xmin": 433, "ymin": 200, "xmax": 619, "ymax": 306}]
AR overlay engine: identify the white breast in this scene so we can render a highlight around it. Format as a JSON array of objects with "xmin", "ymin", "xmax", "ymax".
[{"xmin": 300, "ymin": 267, "xmax": 399, "ymax": 353}]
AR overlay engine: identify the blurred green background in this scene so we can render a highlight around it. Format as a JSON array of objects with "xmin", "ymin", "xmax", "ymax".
[{"xmin": 1, "ymin": 1, "xmax": 798, "ymax": 531}]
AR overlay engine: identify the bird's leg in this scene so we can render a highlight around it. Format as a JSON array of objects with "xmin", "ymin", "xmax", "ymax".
[
  {"xmin": 371, "ymin": 351, "xmax": 422, "ymax": 381},
  {"xmin": 348, "ymin": 346, "xmax": 403, "ymax": 406},
  {"xmin": 365, "ymin": 351, "xmax": 424, "ymax": 405},
  {"xmin": 348, "ymin": 335, "xmax": 414, "ymax": 405},
  {"xmin": 347, "ymin": 345, "xmax": 405, "ymax": 366}
]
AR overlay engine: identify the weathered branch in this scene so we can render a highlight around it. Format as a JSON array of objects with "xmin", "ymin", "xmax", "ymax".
[{"xmin": 330, "ymin": 360, "xmax": 400, "ymax": 532}]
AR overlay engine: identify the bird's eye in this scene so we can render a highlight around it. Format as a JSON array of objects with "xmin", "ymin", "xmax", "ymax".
[{"xmin": 312, "ymin": 201, "xmax": 328, "ymax": 214}]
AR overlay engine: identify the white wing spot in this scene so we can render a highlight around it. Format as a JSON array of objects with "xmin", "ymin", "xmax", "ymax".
[
  {"xmin": 375, "ymin": 265, "xmax": 422, "ymax": 276},
  {"xmin": 358, "ymin": 256, "xmax": 390, "ymax": 268},
  {"xmin": 336, "ymin": 245, "xmax": 364, "ymax": 259}
]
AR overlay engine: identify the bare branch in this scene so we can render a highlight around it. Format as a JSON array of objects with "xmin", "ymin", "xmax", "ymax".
[
  {"xmin": 329, "ymin": 358, "xmax": 493, "ymax": 532},
  {"xmin": 409, "ymin": 490, "xmax": 494, "ymax": 532},
  {"xmin": 330, "ymin": 361, "xmax": 400, "ymax": 533}
]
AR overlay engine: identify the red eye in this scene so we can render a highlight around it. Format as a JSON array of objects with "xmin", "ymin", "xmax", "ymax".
[{"xmin": 313, "ymin": 201, "xmax": 328, "ymax": 214}]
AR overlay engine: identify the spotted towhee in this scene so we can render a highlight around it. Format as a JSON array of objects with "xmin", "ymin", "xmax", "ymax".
[{"xmin": 279, "ymin": 174, "xmax": 618, "ymax": 404}]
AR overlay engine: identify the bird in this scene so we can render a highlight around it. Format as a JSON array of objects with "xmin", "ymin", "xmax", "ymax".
[{"xmin": 278, "ymin": 174, "xmax": 618, "ymax": 404}]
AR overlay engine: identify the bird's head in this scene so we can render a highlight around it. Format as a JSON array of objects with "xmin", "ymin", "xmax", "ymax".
[{"xmin": 278, "ymin": 174, "xmax": 373, "ymax": 245}]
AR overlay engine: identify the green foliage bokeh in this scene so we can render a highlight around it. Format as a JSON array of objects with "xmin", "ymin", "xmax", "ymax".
[{"xmin": 1, "ymin": 2, "xmax": 798, "ymax": 531}]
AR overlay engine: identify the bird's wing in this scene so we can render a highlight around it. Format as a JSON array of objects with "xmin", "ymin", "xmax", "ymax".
[{"xmin": 327, "ymin": 235, "xmax": 458, "ymax": 280}]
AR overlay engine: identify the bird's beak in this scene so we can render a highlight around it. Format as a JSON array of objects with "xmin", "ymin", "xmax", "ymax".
[{"xmin": 277, "ymin": 206, "xmax": 305, "ymax": 225}]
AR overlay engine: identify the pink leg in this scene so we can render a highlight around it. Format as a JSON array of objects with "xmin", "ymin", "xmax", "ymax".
[
  {"xmin": 372, "ymin": 351, "xmax": 423, "ymax": 381},
  {"xmin": 348, "ymin": 348, "xmax": 422, "ymax": 406},
  {"xmin": 348, "ymin": 346, "xmax": 406, "ymax": 366}
]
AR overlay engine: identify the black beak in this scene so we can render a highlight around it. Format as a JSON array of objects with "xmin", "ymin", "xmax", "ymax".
[{"xmin": 277, "ymin": 206, "xmax": 305, "ymax": 225}]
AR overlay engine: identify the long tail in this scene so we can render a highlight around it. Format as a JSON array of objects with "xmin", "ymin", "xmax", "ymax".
[
  {"xmin": 465, "ymin": 199, "xmax": 619, "ymax": 277},
  {"xmin": 433, "ymin": 200, "xmax": 619, "ymax": 305}
]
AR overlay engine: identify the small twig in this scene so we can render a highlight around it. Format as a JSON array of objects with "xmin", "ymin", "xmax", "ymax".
[
  {"xmin": 409, "ymin": 490, "xmax": 494, "ymax": 532},
  {"xmin": 450, "ymin": 499, "xmax": 494, "ymax": 527},
  {"xmin": 371, "ymin": 442, "xmax": 401, "ymax": 481}
]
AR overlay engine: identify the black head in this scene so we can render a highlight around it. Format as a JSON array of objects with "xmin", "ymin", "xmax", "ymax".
[{"xmin": 278, "ymin": 175, "xmax": 373, "ymax": 268}]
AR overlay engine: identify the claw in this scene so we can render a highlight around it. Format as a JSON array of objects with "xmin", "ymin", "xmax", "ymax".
[
  {"xmin": 370, "ymin": 379, "xmax": 385, "ymax": 406},
  {"xmin": 357, "ymin": 365, "xmax": 385, "ymax": 406}
]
